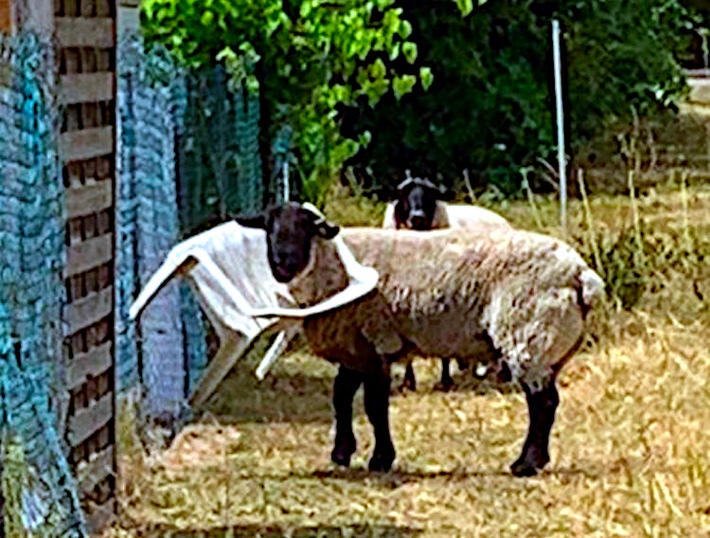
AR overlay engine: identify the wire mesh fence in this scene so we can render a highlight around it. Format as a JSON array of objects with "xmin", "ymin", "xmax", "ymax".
[
  {"xmin": 0, "ymin": 30, "xmax": 88, "ymax": 537},
  {"xmin": 115, "ymin": 30, "xmax": 264, "ymax": 439}
]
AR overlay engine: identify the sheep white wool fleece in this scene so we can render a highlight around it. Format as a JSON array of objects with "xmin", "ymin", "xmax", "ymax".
[
  {"xmin": 382, "ymin": 201, "xmax": 511, "ymax": 229},
  {"xmin": 300, "ymin": 225, "xmax": 606, "ymax": 389}
]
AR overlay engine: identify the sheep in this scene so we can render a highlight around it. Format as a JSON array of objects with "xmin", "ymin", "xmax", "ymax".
[
  {"xmin": 383, "ymin": 174, "xmax": 512, "ymax": 391},
  {"xmin": 382, "ymin": 174, "xmax": 510, "ymax": 231},
  {"xmin": 235, "ymin": 202, "xmax": 605, "ymax": 476}
]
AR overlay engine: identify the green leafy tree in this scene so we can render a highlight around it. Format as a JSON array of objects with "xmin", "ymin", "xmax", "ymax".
[
  {"xmin": 343, "ymin": 0, "xmax": 555, "ymax": 195},
  {"xmin": 141, "ymin": 0, "xmax": 440, "ymax": 206},
  {"xmin": 344, "ymin": 0, "xmax": 699, "ymax": 197},
  {"xmin": 558, "ymin": 0, "xmax": 697, "ymax": 142}
]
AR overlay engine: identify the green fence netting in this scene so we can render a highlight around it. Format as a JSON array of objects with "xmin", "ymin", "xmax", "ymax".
[
  {"xmin": 178, "ymin": 64, "xmax": 264, "ymax": 233},
  {"xmin": 0, "ymin": 30, "xmax": 88, "ymax": 536},
  {"xmin": 116, "ymin": 30, "xmax": 264, "ymax": 434}
]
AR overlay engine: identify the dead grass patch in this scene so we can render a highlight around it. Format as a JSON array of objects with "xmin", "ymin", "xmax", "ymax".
[{"xmin": 104, "ymin": 182, "xmax": 710, "ymax": 538}]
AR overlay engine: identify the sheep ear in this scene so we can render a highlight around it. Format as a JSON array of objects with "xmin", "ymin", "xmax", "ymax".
[
  {"xmin": 418, "ymin": 177, "xmax": 439, "ymax": 191},
  {"xmin": 396, "ymin": 177, "xmax": 414, "ymax": 192},
  {"xmin": 234, "ymin": 212, "xmax": 267, "ymax": 230},
  {"xmin": 314, "ymin": 219, "xmax": 340, "ymax": 240}
]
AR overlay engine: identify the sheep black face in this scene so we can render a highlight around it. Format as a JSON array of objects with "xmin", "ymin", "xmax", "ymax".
[
  {"xmin": 393, "ymin": 176, "xmax": 447, "ymax": 230},
  {"xmin": 234, "ymin": 203, "xmax": 340, "ymax": 283}
]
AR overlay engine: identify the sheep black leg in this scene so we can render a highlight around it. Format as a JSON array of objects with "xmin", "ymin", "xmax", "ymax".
[
  {"xmin": 435, "ymin": 358, "xmax": 454, "ymax": 391},
  {"xmin": 511, "ymin": 377, "xmax": 559, "ymax": 477},
  {"xmin": 364, "ymin": 373, "xmax": 395, "ymax": 472},
  {"xmin": 400, "ymin": 362, "xmax": 417, "ymax": 392},
  {"xmin": 331, "ymin": 365, "xmax": 364, "ymax": 467}
]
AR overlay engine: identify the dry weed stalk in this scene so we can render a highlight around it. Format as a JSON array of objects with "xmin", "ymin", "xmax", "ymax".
[
  {"xmin": 577, "ymin": 168, "xmax": 605, "ymax": 280},
  {"xmin": 680, "ymin": 170, "xmax": 692, "ymax": 252},
  {"xmin": 520, "ymin": 168, "xmax": 544, "ymax": 231},
  {"xmin": 462, "ymin": 169, "xmax": 476, "ymax": 202},
  {"xmin": 627, "ymin": 170, "xmax": 648, "ymax": 276},
  {"xmin": 536, "ymin": 156, "xmax": 561, "ymax": 193}
]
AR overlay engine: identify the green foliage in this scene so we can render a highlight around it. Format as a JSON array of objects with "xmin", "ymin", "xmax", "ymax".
[
  {"xmin": 323, "ymin": 182, "xmax": 387, "ymax": 226},
  {"xmin": 570, "ymin": 216, "xmax": 710, "ymax": 311},
  {"xmin": 559, "ymin": 0, "xmax": 697, "ymax": 144},
  {"xmin": 596, "ymin": 224, "xmax": 650, "ymax": 310},
  {"xmin": 344, "ymin": 0, "xmax": 700, "ymax": 197},
  {"xmin": 141, "ymin": 0, "xmax": 446, "ymax": 206},
  {"xmin": 344, "ymin": 0, "xmax": 557, "ymax": 195},
  {"xmin": 141, "ymin": 0, "xmax": 701, "ymax": 202}
]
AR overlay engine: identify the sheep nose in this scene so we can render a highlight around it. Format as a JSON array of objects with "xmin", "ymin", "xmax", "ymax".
[{"xmin": 409, "ymin": 213, "xmax": 427, "ymax": 230}]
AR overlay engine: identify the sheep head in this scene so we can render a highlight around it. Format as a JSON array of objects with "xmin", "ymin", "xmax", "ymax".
[
  {"xmin": 234, "ymin": 202, "xmax": 340, "ymax": 283},
  {"xmin": 394, "ymin": 174, "xmax": 449, "ymax": 231}
]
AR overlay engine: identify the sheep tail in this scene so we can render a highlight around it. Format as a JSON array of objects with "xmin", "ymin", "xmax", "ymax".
[{"xmin": 577, "ymin": 268, "xmax": 605, "ymax": 319}]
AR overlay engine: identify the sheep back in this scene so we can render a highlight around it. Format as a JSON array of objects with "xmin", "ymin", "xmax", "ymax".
[
  {"xmin": 341, "ymin": 227, "xmax": 603, "ymax": 383},
  {"xmin": 444, "ymin": 204, "xmax": 511, "ymax": 229}
]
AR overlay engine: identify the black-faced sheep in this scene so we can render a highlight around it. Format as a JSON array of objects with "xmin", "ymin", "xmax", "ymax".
[
  {"xmin": 235, "ymin": 202, "xmax": 604, "ymax": 477},
  {"xmin": 383, "ymin": 174, "xmax": 511, "ymax": 391},
  {"xmin": 382, "ymin": 174, "xmax": 510, "ymax": 231}
]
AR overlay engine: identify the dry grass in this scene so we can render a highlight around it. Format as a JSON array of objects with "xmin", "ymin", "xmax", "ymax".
[{"xmin": 104, "ymin": 178, "xmax": 710, "ymax": 538}]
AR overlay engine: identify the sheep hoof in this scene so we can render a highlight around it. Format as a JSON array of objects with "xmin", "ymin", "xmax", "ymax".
[
  {"xmin": 433, "ymin": 380, "xmax": 454, "ymax": 392},
  {"xmin": 331, "ymin": 450, "xmax": 352, "ymax": 468},
  {"xmin": 331, "ymin": 436, "xmax": 356, "ymax": 468},
  {"xmin": 368, "ymin": 447, "xmax": 395, "ymax": 472},
  {"xmin": 510, "ymin": 460, "xmax": 539, "ymax": 477},
  {"xmin": 510, "ymin": 449, "xmax": 549, "ymax": 477}
]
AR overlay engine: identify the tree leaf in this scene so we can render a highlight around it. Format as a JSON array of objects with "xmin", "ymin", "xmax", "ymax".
[
  {"xmin": 393, "ymin": 74, "xmax": 416, "ymax": 100},
  {"xmin": 419, "ymin": 66, "xmax": 434, "ymax": 91},
  {"xmin": 402, "ymin": 41, "xmax": 417, "ymax": 64},
  {"xmin": 201, "ymin": 10, "xmax": 214, "ymax": 26}
]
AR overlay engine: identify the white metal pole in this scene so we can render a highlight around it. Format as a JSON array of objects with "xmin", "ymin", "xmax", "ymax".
[
  {"xmin": 283, "ymin": 161, "xmax": 289, "ymax": 202},
  {"xmin": 552, "ymin": 19, "xmax": 567, "ymax": 228}
]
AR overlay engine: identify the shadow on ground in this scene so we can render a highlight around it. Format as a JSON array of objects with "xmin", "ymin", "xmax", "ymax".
[
  {"xmin": 232, "ymin": 464, "xmax": 602, "ymax": 487},
  {"xmin": 199, "ymin": 365, "xmax": 520, "ymax": 425},
  {"xmin": 196, "ymin": 352, "xmax": 525, "ymax": 426},
  {"xmin": 201, "ymin": 370, "xmax": 336, "ymax": 424},
  {"xmin": 120, "ymin": 523, "xmax": 423, "ymax": 537}
]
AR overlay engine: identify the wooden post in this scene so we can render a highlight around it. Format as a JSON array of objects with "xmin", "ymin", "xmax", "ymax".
[
  {"xmin": 55, "ymin": 0, "xmax": 119, "ymax": 532},
  {"xmin": 19, "ymin": 0, "xmax": 53, "ymax": 34}
]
